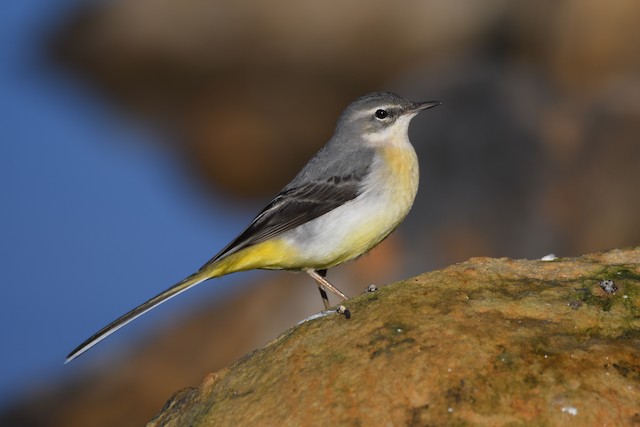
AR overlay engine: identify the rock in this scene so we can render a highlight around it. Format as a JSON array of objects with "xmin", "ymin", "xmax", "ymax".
[{"xmin": 148, "ymin": 247, "xmax": 640, "ymax": 426}]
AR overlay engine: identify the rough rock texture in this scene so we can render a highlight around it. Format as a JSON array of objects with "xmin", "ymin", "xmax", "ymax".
[{"xmin": 148, "ymin": 248, "xmax": 640, "ymax": 426}]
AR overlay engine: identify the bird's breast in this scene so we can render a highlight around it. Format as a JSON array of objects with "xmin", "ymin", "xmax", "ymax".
[
  {"xmin": 358, "ymin": 143, "xmax": 420, "ymax": 235},
  {"xmin": 374, "ymin": 143, "xmax": 420, "ymax": 206},
  {"xmin": 277, "ymin": 142, "xmax": 419, "ymax": 269}
]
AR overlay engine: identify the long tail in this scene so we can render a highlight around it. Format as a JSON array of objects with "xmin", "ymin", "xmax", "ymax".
[{"xmin": 65, "ymin": 269, "xmax": 211, "ymax": 363}]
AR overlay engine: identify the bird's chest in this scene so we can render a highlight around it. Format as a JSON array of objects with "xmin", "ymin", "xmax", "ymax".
[
  {"xmin": 279, "ymin": 144, "xmax": 420, "ymax": 268},
  {"xmin": 367, "ymin": 144, "xmax": 420, "ymax": 213},
  {"xmin": 313, "ymin": 144, "xmax": 419, "ymax": 264}
]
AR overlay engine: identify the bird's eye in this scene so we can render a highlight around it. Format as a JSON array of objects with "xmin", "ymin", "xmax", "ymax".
[{"xmin": 375, "ymin": 109, "xmax": 388, "ymax": 120}]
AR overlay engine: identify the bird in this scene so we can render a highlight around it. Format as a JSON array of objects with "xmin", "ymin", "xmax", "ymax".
[{"xmin": 66, "ymin": 92, "xmax": 440, "ymax": 363}]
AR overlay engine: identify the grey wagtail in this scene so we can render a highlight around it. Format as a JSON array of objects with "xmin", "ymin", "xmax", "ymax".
[{"xmin": 66, "ymin": 92, "xmax": 440, "ymax": 363}]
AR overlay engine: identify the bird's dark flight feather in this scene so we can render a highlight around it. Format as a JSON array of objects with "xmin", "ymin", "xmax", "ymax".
[{"xmin": 200, "ymin": 173, "xmax": 366, "ymax": 270}]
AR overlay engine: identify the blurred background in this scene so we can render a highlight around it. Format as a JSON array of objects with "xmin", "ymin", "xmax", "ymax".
[{"xmin": 1, "ymin": 0, "xmax": 639, "ymax": 425}]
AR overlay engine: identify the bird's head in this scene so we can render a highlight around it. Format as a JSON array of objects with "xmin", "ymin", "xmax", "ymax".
[{"xmin": 335, "ymin": 92, "xmax": 440, "ymax": 146}]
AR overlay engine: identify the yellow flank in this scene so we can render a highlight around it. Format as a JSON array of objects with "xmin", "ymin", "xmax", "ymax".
[
  {"xmin": 208, "ymin": 239, "xmax": 299, "ymax": 277},
  {"xmin": 321, "ymin": 218, "xmax": 393, "ymax": 268}
]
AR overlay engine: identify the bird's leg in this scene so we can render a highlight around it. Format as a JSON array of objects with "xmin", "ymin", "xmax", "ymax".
[
  {"xmin": 316, "ymin": 269, "xmax": 331, "ymax": 310},
  {"xmin": 306, "ymin": 269, "xmax": 349, "ymax": 305},
  {"xmin": 307, "ymin": 269, "xmax": 351, "ymax": 318}
]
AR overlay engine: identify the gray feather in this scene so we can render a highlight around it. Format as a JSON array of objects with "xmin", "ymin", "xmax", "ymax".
[{"xmin": 200, "ymin": 142, "xmax": 375, "ymax": 269}]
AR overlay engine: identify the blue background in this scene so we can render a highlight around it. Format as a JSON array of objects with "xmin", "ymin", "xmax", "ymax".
[{"xmin": 0, "ymin": 0, "xmax": 251, "ymax": 404}]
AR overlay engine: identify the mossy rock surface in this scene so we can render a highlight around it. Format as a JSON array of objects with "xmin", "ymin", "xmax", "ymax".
[{"xmin": 149, "ymin": 248, "xmax": 640, "ymax": 426}]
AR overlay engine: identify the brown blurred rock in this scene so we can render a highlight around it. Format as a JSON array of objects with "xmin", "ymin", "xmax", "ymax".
[
  {"xmin": 48, "ymin": 0, "xmax": 640, "ymax": 267},
  {"xmin": 403, "ymin": 56, "xmax": 640, "ymax": 270},
  {"xmin": 502, "ymin": 0, "xmax": 640, "ymax": 94},
  {"xmin": 50, "ymin": 0, "xmax": 507, "ymax": 197},
  {"xmin": 149, "ymin": 248, "xmax": 640, "ymax": 426}
]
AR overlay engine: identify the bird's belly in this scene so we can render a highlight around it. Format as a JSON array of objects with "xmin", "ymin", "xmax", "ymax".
[{"xmin": 281, "ymin": 145, "xmax": 419, "ymax": 269}]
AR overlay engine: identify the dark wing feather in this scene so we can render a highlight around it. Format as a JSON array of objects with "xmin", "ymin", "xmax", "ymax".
[{"xmin": 199, "ymin": 173, "xmax": 364, "ymax": 270}]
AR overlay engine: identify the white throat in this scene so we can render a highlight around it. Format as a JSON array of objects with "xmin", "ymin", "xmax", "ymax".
[{"xmin": 363, "ymin": 114, "xmax": 416, "ymax": 147}]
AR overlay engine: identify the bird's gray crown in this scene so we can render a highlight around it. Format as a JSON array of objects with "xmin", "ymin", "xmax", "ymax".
[{"xmin": 337, "ymin": 92, "xmax": 412, "ymax": 122}]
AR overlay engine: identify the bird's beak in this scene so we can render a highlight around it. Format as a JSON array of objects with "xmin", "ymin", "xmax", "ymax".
[{"xmin": 406, "ymin": 101, "xmax": 441, "ymax": 114}]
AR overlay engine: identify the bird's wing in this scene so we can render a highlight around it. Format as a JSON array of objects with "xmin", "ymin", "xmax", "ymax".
[{"xmin": 200, "ymin": 172, "xmax": 366, "ymax": 269}]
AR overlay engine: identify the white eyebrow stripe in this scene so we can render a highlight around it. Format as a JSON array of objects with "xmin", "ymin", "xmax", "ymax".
[{"xmin": 351, "ymin": 104, "xmax": 397, "ymax": 120}]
